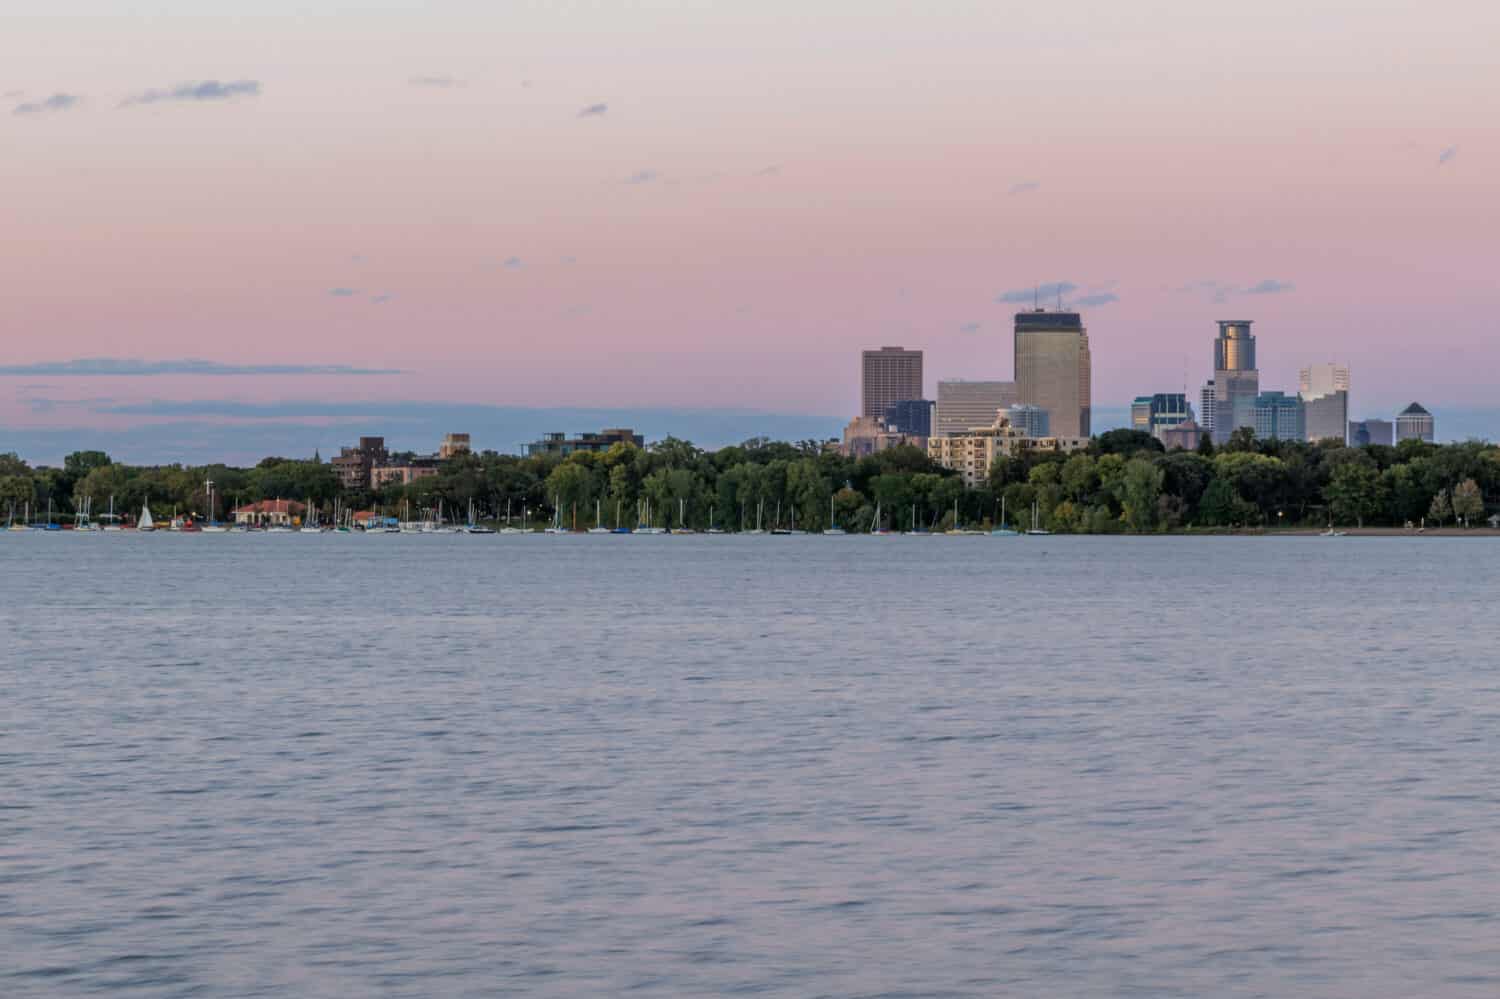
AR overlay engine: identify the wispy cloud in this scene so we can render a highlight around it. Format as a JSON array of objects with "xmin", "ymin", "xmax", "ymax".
[
  {"xmin": 958, "ymin": 322, "xmax": 982, "ymax": 334},
  {"xmin": 578, "ymin": 102, "xmax": 608, "ymax": 117},
  {"xmin": 755, "ymin": 165, "xmax": 782, "ymax": 177},
  {"xmin": 502, "ymin": 256, "xmax": 523, "ymax": 269},
  {"xmin": 1074, "ymin": 292, "xmax": 1119, "ymax": 307},
  {"xmin": 13, "ymin": 93, "xmax": 80, "ymax": 116},
  {"xmin": 624, "ymin": 170, "xmax": 658, "ymax": 185},
  {"xmin": 1178, "ymin": 278, "xmax": 1288, "ymax": 302},
  {"xmin": 1438, "ymin": 146, "xmax": 1458, "ymax": 166},
  {"xmin": 1245, "ymin": 279, "xmax": 1294, "ymax": 295},
  {"xmin": 0, "ymin": 358, "xmax": 400, "ymax": 377},
  {"xmin": 120, "ymin": 79, "xmax": 260, "ymax": 107},
  {"xmin": 1008, "ymin": 180, "xmax": 1041, "ymax": 195},
  {"xmin": 328, "ymin": 287, "xmax": 359, "ymax": 297},
  {"xmin": 997, "ymin": 281, "xmax": 1077, "ymax": 304},
  {"xmin": 370, "ymin": 294, "xmax": 393, "ymax": 305},
  {"xmin": 409, "ymin": 75, "xmax": 464, "ymax": 88}
]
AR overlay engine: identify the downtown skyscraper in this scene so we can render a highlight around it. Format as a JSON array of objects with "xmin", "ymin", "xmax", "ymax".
[
  {"xmin": 1300, "ymin": 363, "xmax": 1351, "ymax": 444},
  {"xmin": 860, "ymin": 346, "xmax": 924, "ymax": 421},
  {"xmin": 1211, "ymin": 320, "xmax": 1259, "ymax": 444},
  {"xmin": 1014, "ymin": 310, "xmax": 1092, "ymax": 439}
]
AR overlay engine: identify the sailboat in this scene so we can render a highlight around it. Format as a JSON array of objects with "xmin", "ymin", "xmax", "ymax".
[
  {"xmin": 138, "ymin": 502, "xmax": 156, "ymax": 532},
  {"xmin": 871, "ymin": 500, "xmax": 894, "ymax": 536},
  {"xmin": 823, "ymin": 494, "xmax": 845, "ymax": 535},
  {"xmin": 74, "ymin": 496, "xmax": 99, "ymax": 532},
  {"xmin": 992, "ymin": 496, "xmax": 1019, "ymax": 536},
  {"xmin": 499, "ymin": 499, "xmax": 526, "ymax": 535},
  {"xmin": 744, "ymin": 499, "xmax": 766, "ymax": 536},
  {"xmin": 425, "ymin": 499, "xmax": 459, "ymax": 534},
  {"xmin": 1025, "ymin": 500, "xmax": 1051, "ymax": 536},
  {"xmin": 672, "ymin": 497, "xmax": 696, "ymax": 534},
  {"xmin": 946, "ymin": 497, "xmax": 983, "ymax": 535},
  {"xmin": 330, "ymin": 497, "xmax": 352, "ymax": 533},
  {"xmin": 611, "ymin": 499, "xmax": 632, "ymax": 534},
  {"xmin": 635, "ymin": 498, "xmax": 666, "ymax": 535},
  {"xmin": 201, "ymin": 478, "xmax": 230, "ymax": 532},
  {"xmin": 770, "ymin": 499, "xmax": 791, "ymax": 535},
  {"xmin": 102, "ymin": 495, "xmax": 124, "ymax": 531},
  {"xmin": 1320, "ymin": 515, "xmax": 1347, "ymax": 537},
  {"xmin": 465, "ymin": 498, "xmax": 496, "ymax": 534},
  {"xmin": 544, "ymin": 494, "xmax": 570, "ymax": 534},
  {"xmin": 588, "ymin": 498, "xmax": 611, "ymax": 534},
  {"xmin": 707, "ymin": 506, "xmax": 726, "ymax": 535},
  {"xmin": 300, "ymin": 496, "xmax": 323, "ymax": 533},
  {"xmin": 903, "ymin": 502, "xmax": 929, "ymax": 536}
]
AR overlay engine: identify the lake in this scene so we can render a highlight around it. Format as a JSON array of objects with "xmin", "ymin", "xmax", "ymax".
[{"xmin": 2, "ymin": 534, "xmax": 1498, "ymax": 997}]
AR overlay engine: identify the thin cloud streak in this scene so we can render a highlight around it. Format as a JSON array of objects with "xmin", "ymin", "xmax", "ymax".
[
  {"xmin": 409, "ymin": 75, "xmax": 464, "ymax": 88},
  {"xmin": 120, "ymin": 80, "xmax": 261, "ymax": 107},
  {"xmin": 1245, "ymin": 279, "xmax": 1294, "ymax": 295},
  {"xmin": 13, "ymin": 93, "xmax": 80, "ymax": 115},
  {"xmin": 0, "ymin": 358, "xmax": 401, "ymax": 377},
  {"xmin": 577, "ymin": 102, "xmax": 608, "ymax": 117},
  {"xmin": 997, "ymin": 281, "xmax": 1077, "ymax": 304}
]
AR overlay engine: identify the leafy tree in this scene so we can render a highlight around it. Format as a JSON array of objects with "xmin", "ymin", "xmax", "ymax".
[
  {"xmin": 1427, "ymin": 488, "xmax": 1451, "ymax": 527},
  {"xmin": 1326, "ymin": 462, "xmax": 1386, "ymax": 528},
  {"xmin": 1060, "ymin": 453, "xmax": 1098, "ymax": 503},
  {"xmin": 1119, "ymin": 458, "xmax": 1164, "ymax": 532},
  {"xmin": 1092, "ymin": 429, "xmax": 1163, "ymax": 457},
  {"xmin": 1198, "ymin": 478, "xmax": 1240, "ymax": 527},
  {"xmin": 1223, "ymin": 427, "xmax": 1257, "ymax": 453},
  {"xmin": 1452, "ymin": 479, "xmax": 1484, "ymax": 527},
  {"xmin": 63, "ymin": 450, "xmax": 112, "ymax": 478},
  {"xmin": 545, "ymin": 462, "xmax": 594, "ymax": 521},
  {"xmin": 1383, "ymin": 464, "xmax": 1429, "ymax": 526}
]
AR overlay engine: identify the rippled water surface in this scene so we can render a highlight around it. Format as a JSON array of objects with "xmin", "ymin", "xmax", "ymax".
[{"xmin": 3, "ymin": 534, "xmax": 1499, "ymax": 997}]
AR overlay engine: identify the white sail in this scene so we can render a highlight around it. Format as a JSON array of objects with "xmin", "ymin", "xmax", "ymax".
[{"xmin": 139, "ymin": 505, "xmax": 155, "ymax": 530}]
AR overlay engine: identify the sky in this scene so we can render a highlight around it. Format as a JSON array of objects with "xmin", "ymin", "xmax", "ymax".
[{"xmin": 3, "ymin": 1, "xmax": 1497, "ymax": 461}]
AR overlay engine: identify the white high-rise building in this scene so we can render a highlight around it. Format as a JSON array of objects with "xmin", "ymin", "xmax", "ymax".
[
  {"xmin": 1300, "ymin": 363, "xmax": 1351, "ymax": 443},
  {"xmin": 1199, "ymin": 380, "xmax": 1217, "ymax": 436},
  {"xmin": 1299, "ymin": 363, "xmax": 1351, "ymax": 398}
]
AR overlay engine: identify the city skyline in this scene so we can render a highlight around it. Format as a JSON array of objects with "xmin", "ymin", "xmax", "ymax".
[{"xmin": 2, "ymin": 1, "xmax": 1494, "ymax": 456}]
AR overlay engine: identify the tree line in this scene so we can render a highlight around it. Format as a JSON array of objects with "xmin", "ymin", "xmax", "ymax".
[{"xmin": 2, "ymin": 428, "xmax": 1495, "ymax": 531}]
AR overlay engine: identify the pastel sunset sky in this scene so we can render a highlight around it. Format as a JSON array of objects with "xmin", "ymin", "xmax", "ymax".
[{"xmin": 3, "ymin": 1, "xmax": 1496, "ymax": 458}]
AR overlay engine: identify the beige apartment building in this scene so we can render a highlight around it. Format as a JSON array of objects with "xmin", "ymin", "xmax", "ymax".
[
  {"xmin": 1014, "ymin": 311, "xmax": 1091, "ymax": 439},
  {"xmin": 840, "ymin": 416, "xmax": 924, "ymax": 458},
  {"xmin": 927, "ymin": 414, "xmax": 1087, "ymax": 487},
  {"xmin": 439, "ymin": 433, "xmax": 472, "ymax": 459}
]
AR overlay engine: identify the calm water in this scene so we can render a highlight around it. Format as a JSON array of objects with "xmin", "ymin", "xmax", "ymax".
[{"xmin": 2, "ymin": 534, "xmax": 1498, "ymax": 997}]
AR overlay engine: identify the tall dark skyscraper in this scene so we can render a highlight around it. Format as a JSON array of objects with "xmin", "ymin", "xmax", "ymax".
[
  {"xmin": 861, "ymin": 346, "xmax": 924, "ymax": 420},
  {"xmin": 1212, "ymin": 320, "xmax": 1259, "ymax": 444},
  {"xmin": 1014, "ymin": 310, "xmax": 1092, "ymax": 439}
]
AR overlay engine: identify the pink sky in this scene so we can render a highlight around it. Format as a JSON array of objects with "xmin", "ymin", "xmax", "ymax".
[{"xmin": 3, "ymin": 0, "xmax": 1497, "ymax": 440}]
